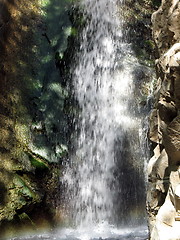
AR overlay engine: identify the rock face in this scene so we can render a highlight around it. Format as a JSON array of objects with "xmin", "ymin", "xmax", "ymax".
[
  {"xmin": 0, "ymin": 0, "xmax": 71, "ymax": 238},
  {"xmin": 147, "ymin": 0, "xmax": 180, "ymax": 239}
]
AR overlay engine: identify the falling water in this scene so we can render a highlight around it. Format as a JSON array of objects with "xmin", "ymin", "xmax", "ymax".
[
  {"xmin": 8, "ymin": 0, "xmax": 151, "ymax": 239},
  {"xmin": 63, "ymin": 0, "xmax": 147, "ymax": 231}
]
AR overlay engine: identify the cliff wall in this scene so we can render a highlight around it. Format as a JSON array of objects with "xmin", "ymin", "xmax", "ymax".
[
  {"xmin": 0, "ymin": 0, "xmax": 71, "ymax": 238},
  {"xmin": 147, "ymin": 0, "xmax": 180, "ymax": 239}
]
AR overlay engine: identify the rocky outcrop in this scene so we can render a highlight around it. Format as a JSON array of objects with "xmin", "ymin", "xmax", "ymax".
[{"xmin": 147, "ymin": 0, "xmax": 180, "ymax": 239}]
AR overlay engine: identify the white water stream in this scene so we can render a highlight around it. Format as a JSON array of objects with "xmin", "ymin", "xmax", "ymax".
[{"xmin": 63, "ymin": 0, "xmax": 147, "ymax": 231}]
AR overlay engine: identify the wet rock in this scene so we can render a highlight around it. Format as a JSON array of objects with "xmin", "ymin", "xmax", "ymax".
[{"xmin": 0, "ymin": 0, "xmax": 66, "ymax": 238}]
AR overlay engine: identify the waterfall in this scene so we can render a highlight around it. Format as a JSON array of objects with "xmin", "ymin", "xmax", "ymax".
[
  {"xmin": 6, "ymin": 0, "xmax": 151, "ymax": 239},
  {"xmin": 63, "ymin": 0, "xmax": 147, "ymax": 230}
]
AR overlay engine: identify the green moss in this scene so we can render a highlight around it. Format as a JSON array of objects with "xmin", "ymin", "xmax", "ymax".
[
  {"xmin": 39, "ymin": 0, "xmax": 50, "ymax": 7},
  {"xmin": 71, "ymin": 27, "xmax": 78, "ymax": 36},
  {"xmin": 29, "ymin": 155, "xmax": 49, "ymax": 170},
  {"xmin": 64, "ymin": 27, "xmax": 72, "ymax": 37},
  {"xmin": 41, "ymin": 54, "xmax": 53, "ymax": 64},
  {"xmin": 144, "ymin": 40, "xmax": 155, "ymax": 51}
]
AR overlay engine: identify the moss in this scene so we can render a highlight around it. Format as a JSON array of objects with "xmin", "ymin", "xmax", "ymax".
[
  {"xmin": 71, "ymin": 27, "xmax": 78, "ymax": 36},
  {"xmin": 144, "ymin": 40, "xmax": 155, "ymax": 51},
  {"xmin": 29, "ymin": 155, "xmax": 49, "ymax": 171},
  {"xmin": 41, "ymin": 54, "xmax": 53, "ymax": 64}
]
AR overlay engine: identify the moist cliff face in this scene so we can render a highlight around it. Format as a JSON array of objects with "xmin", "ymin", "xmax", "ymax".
[
  {"xmin": 0, "ymin": 0, "xmax": 72, "ymax": 238},
  {"xmin": 147, "ymin": 0, "xmax": 180, "ymax": 239}
]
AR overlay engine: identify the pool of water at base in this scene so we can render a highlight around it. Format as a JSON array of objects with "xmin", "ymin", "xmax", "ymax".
[{"xmin": 10, "ymin": 225, "xmax": 148, "ymax": 240}]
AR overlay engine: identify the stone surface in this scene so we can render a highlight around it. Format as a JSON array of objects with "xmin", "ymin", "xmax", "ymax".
[
  {"xmin": 0, "ymin": 0, "xmax": 70, "ymax": 238},
  {"xmin": 147, "ymin": 0, "xmax": 180, "ymax": 239},
  {"xmin": 163, "ymin": 116, "xmax": 180, "ymax": 165}
]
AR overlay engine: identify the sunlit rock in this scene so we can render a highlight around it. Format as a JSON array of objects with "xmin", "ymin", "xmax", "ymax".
[
  {"xmin": 148, "ymin": 0, "xmax": 180, "ymax": 238},
  {"xmin": 159, "ymin": 43, "xmax": 180, "ymax": 73},
  {"xmin": 156, "ymin": 193, "xmax": 176, "ymax": 227},
  {"xmin": 149, "ymin": 109, "xmax": 160, "ymax": 143},
  {"xmin": 148, "ymin": 145, "xmax": 161, "ymax": 177},
  {"xmin": 150, "ymin": 149, "xmax": 169, "ymax": 180},
  {"xmin": 174, "ymin": 184, "xmax": 180, "ymax": 220},
  {"xmin": 163, "ymin": 116, "xmax": 180, "ymax": 165}
]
